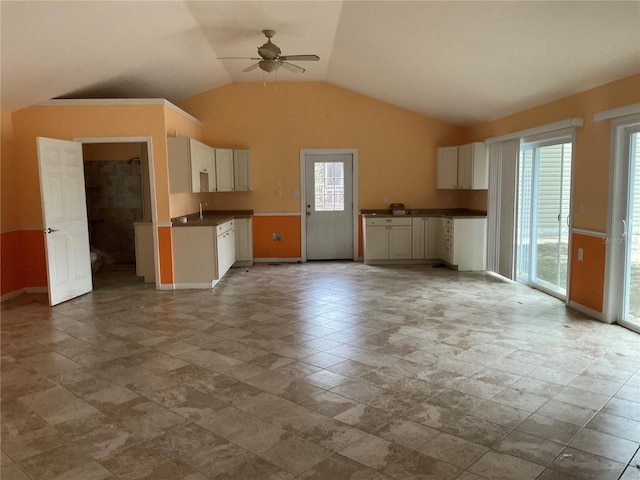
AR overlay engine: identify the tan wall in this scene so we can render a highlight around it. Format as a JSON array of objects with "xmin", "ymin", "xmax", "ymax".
[
  {"xmin": 177, "ymin": 82, "xmax": 469, "ymax": 214},
  {"xmin": 465, "ymin": 74, "xmax": 640, "ymax": 232}
]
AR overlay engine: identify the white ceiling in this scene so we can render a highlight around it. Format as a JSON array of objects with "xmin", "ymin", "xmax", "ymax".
[{"xmin": 2, "ymin": 1, "xmax": 639, "ymax": 125}]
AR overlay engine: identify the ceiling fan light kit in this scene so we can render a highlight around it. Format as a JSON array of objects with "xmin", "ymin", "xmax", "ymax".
[{"xmin": 219, "ymin": 29, "xmax": 319, "ymax": 74}]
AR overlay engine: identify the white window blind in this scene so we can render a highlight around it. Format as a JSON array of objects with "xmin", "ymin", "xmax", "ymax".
[{"xmin": 487, "ymin": 138, "xmax": 520, "ymax": 279}]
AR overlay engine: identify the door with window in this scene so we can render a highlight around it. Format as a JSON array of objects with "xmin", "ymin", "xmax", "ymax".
[
  {"xmin": 304, "ymin": 153, "xmax": 353, "ymax": 260},
  {"xmin": 610, "ymin": 124, "xmax": 640, "ymax": 331},
  {"xmin": 517, "ymin": 135, "xmax": 573, "ymax": 298}
]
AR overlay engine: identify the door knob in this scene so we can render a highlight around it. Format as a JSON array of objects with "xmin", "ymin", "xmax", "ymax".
[{"xmin": 44, "ymin": 227, "xmax": 58, "ymax": 234}]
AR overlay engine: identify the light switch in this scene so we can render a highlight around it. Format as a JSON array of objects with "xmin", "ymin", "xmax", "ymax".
[{"xmin": 578, "ymin": 248, "xmax": 584, "ymax": 261}]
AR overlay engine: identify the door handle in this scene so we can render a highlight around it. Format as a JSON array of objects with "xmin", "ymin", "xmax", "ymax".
[
  {"xmin": 622, "ymin": 219, "xmax": 628, "ymax": 238},
  {"xmin": 44, "ymin": 227, "xmax": 58, "ymax": 234},
  {"xmin": 306, "ymin": 212, "xmax": 311, "ymax": 216},
  {"xmin": 566, "ymin": 215, "xmax": 570, "ymax": 227}
]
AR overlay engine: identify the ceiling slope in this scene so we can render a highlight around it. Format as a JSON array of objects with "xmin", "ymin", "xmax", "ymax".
[{"xmin": 2, "ymin": 1, "xmax": 639, "ymax": 125}]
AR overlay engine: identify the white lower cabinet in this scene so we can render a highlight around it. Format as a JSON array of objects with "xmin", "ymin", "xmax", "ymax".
[
  {"xmin": 233, "ymin": 217, "xmax": 253, "ymax": 267},
  {"xmin": 412, "ymin": 217, "xmax": 439, "ymax": 260},
  {"xmin": 172, "ymin": 221, "xmax": 236, "ymax": 288},
  {"xmin": 365, "ymin": 215, "xmax": 486, "ymax": 270},
  {"xmin": 364, "ymin": 217, "xmax": 412, "ymax": 262}
]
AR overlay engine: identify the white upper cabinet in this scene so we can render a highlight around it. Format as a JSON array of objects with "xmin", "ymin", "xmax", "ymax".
[
  {"xmin": 457, "ymin": 142, "xmax": 488, "ymax": 189},
  {"xmin": 437, "ymin": 146, "xmax": 459, "ymax": 189},
  {"xmin": 233, "ymin": 150, "xmax": 251, "ymax": 192},
  {"xmin": 436, "ymin": 142, "xmax": 488, "ymax": 190},
  {"xmin": 168, "ymin": 136, "xmax": 216, "ymax": 193},
  {"xmin": 215, "ymin": 148, "xmax": 234, "ymax": 192}
]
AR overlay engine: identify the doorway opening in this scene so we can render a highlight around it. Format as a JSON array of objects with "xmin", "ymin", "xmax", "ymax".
[{"xmin": 81, "ymin": 141, "xmax": 154, "ymax": 289}]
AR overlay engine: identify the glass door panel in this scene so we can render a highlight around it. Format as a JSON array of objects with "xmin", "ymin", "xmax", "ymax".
[
  {"xmin": 517, "ymin": 138, "xmax": 572, "ymax": 298},
  {"xmin": 624, "ymin": 131, "xmax": 640, "ymax": 327}
]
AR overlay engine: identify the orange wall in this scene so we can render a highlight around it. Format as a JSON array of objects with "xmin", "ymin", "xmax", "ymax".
[
  {"xmin": 253, "ymin": 216, "xmax": 302, "ymax": 259},
  {"xmin": 570, "ymin": 233, "xmax": 606, "ymax": 312},
  {"xmin": 178, "ymin": 82, "xmax": 468, "ymax": 215},
  {"xmin": 466, "ymin": 74, "xmax": 640, "ymax": 313}
]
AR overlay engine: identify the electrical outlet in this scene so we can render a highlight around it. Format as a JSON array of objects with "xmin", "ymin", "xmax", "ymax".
[
  {"xmin": 276, "ymin": 190, "xmax": 282, "ymax": 198},
  {"xmin": 383, "ymin": 196, "xmax": 389, "ymax": 204},
  {"xmin": 276, "ymin": 179, "xmax": 282, "ymax": 187},
  {"xmin": 579, "ymin": 203, "xmax": 585, "ymax": 214},
  {"xmin": 447, "ymin": 196, "xmax": 452, "ymax": 203},
  {"xmin": 578, "ymin": 248, "xmax": 584, "ymax": 261},
  {"xmin": 292, "ymin": 190, "xmax": 300, "ymax": 198},
  {"xmin": 272, "ymin": 232, "xmax": 281, "ymax": 241}
]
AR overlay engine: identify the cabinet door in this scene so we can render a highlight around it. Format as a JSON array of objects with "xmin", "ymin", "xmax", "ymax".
[
  {"xmin": 412, "ymin": 218, "xmax": 426, "ymax": 259},
  {"xmin": 425, "ymin": 218, "xmax": 439, "ymax": 259},
  {"xmin": 388, "ymin": 225, "xmax": 412, "ymax": 259},
  {"xmin": 189, "ymin": 139, "xmax": 211, "ymax": 193},
  {"xmin": 457, "ymin": 143, "xmax": 473, "ymax": 189},
  {"xmin": 215, "ymin": 149, "xmax": 234, "ymax": 192},
  {"xmin": 233, "ymin": 150, "xmax": 251, "ymax": 192},
  {"xmin": 365, "ymin": 226, "xmax": 389, "ymax": 260},
  {"xmin": 207, "ymin": 146, "xmax": 217, "ymax": 192},
  {"xmin": 234, "ymin": 218, "xmax": 253, "ymax": 263},
  {"xmin": 437, "ymin": 146, "xmax": 458, "ymax": 189}
]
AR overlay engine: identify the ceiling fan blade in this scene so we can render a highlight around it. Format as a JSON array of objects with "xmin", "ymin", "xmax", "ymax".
[
  {"xmin": 217, "ymin": 57, "xmax": 261, "ymax": 60},
  {"xmin": 281, "ymin": 62, "xmax": 305, "ymax": 74},
  {"xmin": 242, "ymin": 63, "xmax": 261, "ymax": 72},
  {"xmin": 279, "ymin": 54, "xmax": 320, "ymax": 62}
]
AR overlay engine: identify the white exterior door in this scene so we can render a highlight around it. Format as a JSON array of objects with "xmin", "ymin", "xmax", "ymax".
[
  {"xmin": 305, "ymin": 153, "xmax": 353, "ymax": 260},
  {"xmin": 37, "ymin": 137, "xmax": 92, "ymax": 306}
]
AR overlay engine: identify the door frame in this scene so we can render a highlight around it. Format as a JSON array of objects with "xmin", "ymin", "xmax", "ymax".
[
  {"xmin": 603, "ymin": 114, "xmax": 640, "ymax": 328},
  {"xmin": 300, "ymin": 149, "xmax": 358, "ymax": 262},
  {"xmin": 517, "ymin": 130, "xmax": 576, "ymax": 302},
  {"xmin": 75, "ymin": 136, "xmax": 160, "ymax": 289}
]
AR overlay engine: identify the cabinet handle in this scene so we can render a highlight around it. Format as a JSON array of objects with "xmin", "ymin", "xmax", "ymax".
[{"xmin": 386, "ymin": 219, "xmax": 392, "ymax": 223}]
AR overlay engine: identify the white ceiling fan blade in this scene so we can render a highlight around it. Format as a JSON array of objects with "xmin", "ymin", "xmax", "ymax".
[
  {"xmin": 242, "ymin": 63, "xmax": 261, "ymax": 72},
  {"xmin": 218, "ymin": 57, "xmax": 261, "ymax": 60},
  {"xmin": 281, "ymin": 62, "xmax": 305, "ymax": 74},
  {"xmin": 279, "ymin": 55, "xmax": 319, "ymax": 62}
]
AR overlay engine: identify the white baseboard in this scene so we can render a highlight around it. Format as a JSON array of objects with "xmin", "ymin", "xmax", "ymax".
[
  {"xmin": 157, "ymin": 284, "xmax": 176, "ymax": 291},
  {"xmin": 254, "ymin": 258, "xmax": 302, "ymax": 263},
  {"xmin": 173, "ymin": 282, "xmax": 217, "ymax": 290},
  {"xmin": 568, "ymin": 300, "xmax": 607, "ymax": 323},
  {"xmin": 1, "ymin": 287, "xmax": 47, "ymax": 303},
  {"xmin": 232, "ymin": 261, "xmax": 254, "ymax": 268}
]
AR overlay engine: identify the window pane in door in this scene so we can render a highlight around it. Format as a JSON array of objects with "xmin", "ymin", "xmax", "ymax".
[
  {"xmin": 627, "ymin": 132, "xmax": 640, "ymax": 324},
  {"xmin": 314, "ymin": 161, "xmax": 345, "ymax": 212}
]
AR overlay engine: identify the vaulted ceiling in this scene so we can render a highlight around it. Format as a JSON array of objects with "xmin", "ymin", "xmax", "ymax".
[{"xmin": 2, "ymin": 1, "xmax": 639, "ymax": 125}]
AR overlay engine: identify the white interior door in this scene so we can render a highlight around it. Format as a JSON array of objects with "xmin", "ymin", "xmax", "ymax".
[
  {"xmin": 37, "ymin": 137, "xmax": 92, "ymax": 306},
  {"xmin": 305, "ymin": 153, "xmax": 353, "ymax": 260}
]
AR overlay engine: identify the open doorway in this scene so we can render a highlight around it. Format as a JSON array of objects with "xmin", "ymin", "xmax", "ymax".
[{"xmin": 82, "ymin": 142, "xmax": 152, "ymax": 288}]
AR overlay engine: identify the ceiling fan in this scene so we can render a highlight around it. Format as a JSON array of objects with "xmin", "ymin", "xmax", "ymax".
[{"xmin": 218, "ymin": 29, "xmax": 319, "ymax": 74}]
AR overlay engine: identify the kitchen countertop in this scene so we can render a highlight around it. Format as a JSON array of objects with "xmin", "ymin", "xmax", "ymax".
[
  {"xmin": 171, "ymin": 210, "xmax": 253, "ymax": 227},
  {"xmin": 360, "ymin": 208, "xmax": 487, "ymax": 219}
]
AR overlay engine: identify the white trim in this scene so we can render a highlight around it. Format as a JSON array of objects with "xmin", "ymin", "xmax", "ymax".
[
  {"xmin": 40, "ymin": 99, "xmax": 202, "ymax": 125},
  {"xmin": 603, "ymin": 115, "xmax": 640, "ymax": 324},
  {"xmin": 254, "ymin": 258, "xmax": 302, "ymax": 263},
  {"xmin": 484, "ymin": 118, "xmax": 584, "ymax": 144},
  {"xmin": 1, "ymin": 225, "xmax": 44, "ymax": 234},
  {"xmin": 568, "ymin": 300, "xmax": 606, "ymax": 322},
  {"xmin": 252, "ymin": 212, "xmax": 301, "ymax": 217},
  {"xmin": 300, "ymin": 149, "xmax": 359, "ymax": 262},
  {"xmin": 158, "ymin": 284, "xmax": 176, "ymax": 291},
  {"xmin": 156, "ymin": 222, "xmax": 173, "ymax": 228},
  {"xmin": 571, "ymin": 228, "xmax": 606, "ymax": 238},
  {"xmin": 594, "ymin": 103, "xmax": 640, "ymax": 122},
  {"xmin": 75, "ymin": 136, "xmax": 161, "ymax": 290},
  {"xmin": 173, "ymin": 282, "xmax": 218, "ymax": 289}
]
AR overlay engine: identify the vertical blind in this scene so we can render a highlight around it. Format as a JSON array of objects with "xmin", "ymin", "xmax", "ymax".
[{"xmin": 486, "ymin": 138, "xmax": 520, "ymax": 279}]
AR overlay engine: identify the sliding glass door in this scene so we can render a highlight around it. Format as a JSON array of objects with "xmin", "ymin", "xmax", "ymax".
[
  {"xmin": 619, "ymin": 127, "xmax": 640, "ymax": 330},
  {"xmin": 517, "ymin": 136, "xmax": 573, "ymax": 298}
]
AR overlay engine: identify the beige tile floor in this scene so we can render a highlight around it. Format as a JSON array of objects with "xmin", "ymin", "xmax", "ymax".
[{"xmin": 1, "ymin": 262, "xmax": 639, "ymax": 480}]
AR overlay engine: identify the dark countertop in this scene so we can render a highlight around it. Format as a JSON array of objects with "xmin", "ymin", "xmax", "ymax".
[
  {"xmin": 360, "ymin": 208, "xmax": 487, "ymax": 219},
  {"xmin": 172, "ymin": 210, "xmax": 253, "ymax": 227}
]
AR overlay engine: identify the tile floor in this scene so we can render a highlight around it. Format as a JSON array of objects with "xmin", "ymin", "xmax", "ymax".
[{"xmin": 1, "ymin": 262, "xmax": 639, "ymax": 480}]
